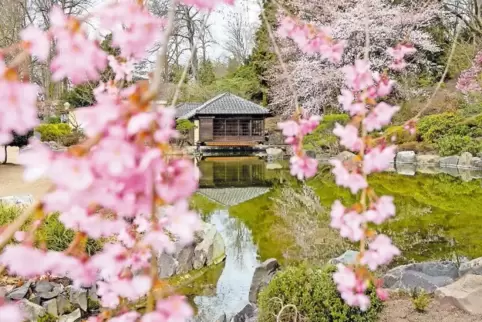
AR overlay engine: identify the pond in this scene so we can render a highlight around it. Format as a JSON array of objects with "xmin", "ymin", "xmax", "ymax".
[{"xmin": 187, "ymin": 156, "xmax": 482, "ymax": 321}]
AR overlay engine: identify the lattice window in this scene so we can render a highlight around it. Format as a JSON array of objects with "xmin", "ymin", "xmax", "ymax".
[
  {"xmin": 240, "ymin": 120, "xmax": 251, "ymax": 136},
  {"xmin": 213, "ymin": 119, "xmax": 226, "ymax": 137},
  {"xmin": 252, "ymin": 119, "xmax": 263, "ymax": 136},
  {"xmin": 225, "ymin": 119, "xmax": 239, "ymax": 136}
]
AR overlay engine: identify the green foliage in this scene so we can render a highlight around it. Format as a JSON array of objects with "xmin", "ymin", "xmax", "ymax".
[
  {"xmin": 47, "ymin": 116, "xmax": 61, "ymax": 124},
  {"xmin": 411, "ymin": 289, "xmax": 430, "ymax": 313},
  {"xmin": 417, "ymin": 113, "xmax": 467, "ymax": 142},
  {"xmin": 303, "ymin": 114, "xmax": 349, "ymax": 153},
  {"xmin": 384, "ymin": 125, "xmax": 417, "ymax": 144},
  {"xmin": 189, "ymin": 194, "xmax": 222, "ymax": 220},
  {"xmin": 176, "ymin": 119, "xmax": 196, "ymax": 136},
  {"xmin": 0, "ymin": 205, "xmax": 102, "ymax": 255},
  {"xmin": 446, "ymin": 41, "xmax": 479, "ymax": 79},
  {"xmin": 38, "ymin": 313, "xmax": 57, "ymax": 322},
  {"xmin": 199, "ymin": 60, "xmax": 216, "ymax": 86},
  {"xmin": 36, "ymin": 123, "xmax": 72, "ymax": 143},
  {"xmin": 436, "ymin": 135, "xmax": 482, "ymax": 156},
  {"xmin": 258, "ymin": 265, "xmax": 383, "ymax": 322}
]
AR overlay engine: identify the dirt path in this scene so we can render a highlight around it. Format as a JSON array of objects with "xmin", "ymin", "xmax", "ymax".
[{"xmin": 0, "ymin": 147, "xmax": 51, "ymax": 199}]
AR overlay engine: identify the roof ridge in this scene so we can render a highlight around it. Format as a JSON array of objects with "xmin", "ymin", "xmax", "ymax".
[{"xmin": 195, "ymin": 92, "xmax": 229, "ymax": 113}]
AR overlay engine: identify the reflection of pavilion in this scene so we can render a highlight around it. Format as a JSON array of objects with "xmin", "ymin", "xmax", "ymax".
[{"xmin": 197, "ymin": 157, "xmax": 273, "ymax": 206}]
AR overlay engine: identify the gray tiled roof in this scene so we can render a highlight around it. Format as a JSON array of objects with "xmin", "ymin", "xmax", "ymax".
[
  {"xmin": 175, "ymin": 102, "xmax": 202, "ymax": 118},
  {"xmin": 177, "ymin": 93, "xmax": 270, "ymax": 119},
  {"xmin": 197, "ymin": 187, "xmax": 271, "ymax": 206}
]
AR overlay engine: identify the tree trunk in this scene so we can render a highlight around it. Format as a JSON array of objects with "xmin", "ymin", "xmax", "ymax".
[{"xmin": 2, "ymin": 145, "xmax": 7, "ymax": 164}]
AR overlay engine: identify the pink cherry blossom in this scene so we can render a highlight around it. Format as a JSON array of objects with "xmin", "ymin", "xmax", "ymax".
[
  {"xmin": 143, "ymin": 229, "xmax": 175, "ymax": 254},
  {"xmin": 366, "ymin": 196, "xmax": 396, "ymax": 224},
  {"xmin": 92, "ymin": 137, "xmax": 137, "ymax": 177},
  {"xmin": 333, "ymin": 123, "xmax": 362, "ymax": 151},
  {"xmin": 156, "ymin": 159, "xmax": 200, "ymax": 204},
  {"xmin": 179, "ymin": 0, "xmax": 234, "ymax": 10},
  {"xmin": 49, "ymin": 156, "xmax": 94, "ymax": 191},
  {"xmin": 20, "ymin": 25, "xmax": 50, "ymax": 62},
  {"xmin": 0, "ymin": 245, "xmax": 48, "ymax": 277},
  {"xmin": 342, "ymin": 60, "xmax": 373, "ymax": 91},
  {"xmin": 361, "ymin": 234, "xmax": 400, "ymax": 270},
  {"xmin": 376, "ymin": 288, "xmax": 389, "ymax": 301},
  {"xmin": 290, "ymin": 155, "xmax": 318, "ymax": 180},
  {"xmin": 127, "ymin": 112, "xmax": 155, "ymax": 135},
  {"xmin": 75, "ymin": 94, "xmax": 121, "ymax": 136},
  {"xmin": 330, "ymin": 200, "xmax": 346, "ymax": 229},
  {"xmin": 18, "ymin": 139, "xmax": 53, "ymax": 181},
  {"xmin": 0, "ymin": 303, "xmax": 23, "ymax": 322},
  {"xmin": 164, "ymin": 200, "xmax": 200, "ymax": 244},
  {"xmin": 108, "ymin": 312, "xmax": 140, "ymax": 322},
  {"xmin": 363, "ymin": 102, "xmax": 400, "ymax": 132},
  {"xmin": 278, "ymin": 120, "xmax": 299, "ymax": 137},
  {"xmin": 333, "ymin": 264, "xmax": 370, "ymax": 311},
  {"xmin": 338, "ymin": 89, "xmax": 366, "ymax": 116},
  {"xmin": 299, "ymin": 115, "xmax": 321, "ymax": 135},
  {"xmin": 108, "ymin": 55, "xmax": 135, "ymax": 82},
  {"xmin": 363, "ymin": 146, "xmax": 396, "ymax": 174},
  {"xmin": 373, "ymin": 72, "xmax": 395, "ymax": 97},
  {"xmin": 156, "ymin": 296, "xmax": 194, "ymax": 321},
  {"xmin": 339, "ymin": 211, "xmax": 365, "ymax": 242},
  {"xmin": 330, "ymin": 159, "xmax": 368, "ymax": 194}
]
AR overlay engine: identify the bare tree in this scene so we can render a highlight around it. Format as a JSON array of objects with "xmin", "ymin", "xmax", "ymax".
[{"xmin": 223, "ymin": 11, "xmax": 256, "ymax": 64}]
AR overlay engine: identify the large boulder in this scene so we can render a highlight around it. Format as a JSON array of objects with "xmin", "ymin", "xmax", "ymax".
[
  {"xmin": 59, "ymin": 308, "xmax": 82, "ymax": 322},
  {"xmin": 194, "ymin": 223, "xmax": 226, "ymax": 267},
  {"xmin": 458, "ymin": 152, "xmax": 473, "ymax": 169},
  {"xmin": 459, "ymin": 257, "xmax": 482, "ymax": 276},
  {"xmin": 249, "ymin": 258, "xmax": 280, "ymax": 303},
  {"xmin": 471, "ymin": 157, "xmax": 482, "ymax": 169},
  {"xmin": 395, "ymin": 163, "xmax": 416, "ymax": 176},
  {"xmin": 334, "ymin": 151, "xmax": 356, "ymax": 162},
  {"xmin": 435, "ymin": 274, "xmax": 482, "ymax": 314},
  {"xmin": 416, "ymin": 154, "xmax": 440, "ymax": 165},
  {"xmin": 158, "ymin": 252, "xmax": 177, "ymax": 278},
  {"xmin": 176, "ymin": 245, "xmax": 195, "ymax": 275},
  {"xmin": 67, "ymin": 286, "xmax": 88, "ymax": 312},
  {"xmin": 396, "ymin": 151, "xmax": 415, "ymax": 164},
  {"xmin": 329, "ymin": 250, "xmax": 359, "ymax": 266},
  {"xmin": 440, "ymin": 156, "xmax": 460, "ymax": 168},
  {"xmin": 17, "ymin": 299, "xmax": 47, "ymax": 321},
  {"xmin": 383, "ymin": 261, "xmax": 458, "ymax": 293},
  {"xmin": 7, "ymin": 281, "xmax": 31, "ymax": 300}
]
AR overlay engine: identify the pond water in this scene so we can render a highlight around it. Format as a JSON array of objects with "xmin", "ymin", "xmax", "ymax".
[{"xmin": 187, "ymin": 156, "xmax": 482, "ymax": 320}]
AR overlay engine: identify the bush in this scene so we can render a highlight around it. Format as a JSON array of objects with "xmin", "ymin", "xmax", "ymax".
[
  {"xmin": 36, "ymin": 123, "xmax": 72, "ymax": 143},
  {"xmin": 436, "ymin": 135, "xmax": 482, "ymax": 156},
  {"xmin": 176, "ymin": 119, "xmax": 196, "ymax": 135},
  {"xmin": 411, "ymin": 288, "xmax": 430, "ymax": 313},
  {"xmin": 0, "ymin": 205, "xmax": 102, "ymax": 255},
  {"xmin": 59, "ymin": 132, "xmax": 83, "ymax": 146},
  {"xmin": 384, "ymin": 125, "xmax": 416, "ymax": 144},
  {"xmin": 303, "ymin": 114, "xmax": 349, "ymax": 154},
  {"xmin": 258, "ymin": 265, "xmax": 383, "ymax": 322},
  {"xmin": 417, "ymin": 113, "xmax": 467, "ymax": 143},
  {"xmin": 46, "ymin": 116, "xmax": 61, "ymax": 124}
]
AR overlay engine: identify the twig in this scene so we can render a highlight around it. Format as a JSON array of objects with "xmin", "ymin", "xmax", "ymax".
[
  {"xmin": 259, "ymin": 0, "xmax": 300, "ymax": 112},
  {"xmin": 412, "ymin": 27, "xmax": 461, "ymax": 121},
  {"xmin": 144, "ymin": 0, "xmax": 178, "ymax": 102},
  {"xmin": 169, "ymin": 13, "xmax": 211, "ymax": 108}
]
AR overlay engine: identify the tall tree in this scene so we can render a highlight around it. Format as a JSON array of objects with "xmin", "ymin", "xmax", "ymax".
[{"xmin": 223, "ymin": 12, "xmax": 256, "ymax": 64}]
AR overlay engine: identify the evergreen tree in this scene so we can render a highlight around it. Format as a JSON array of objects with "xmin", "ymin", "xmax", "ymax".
[
  {"xmin": 3, "ymin": 131, "xmax": 33, "ymax": 164},
  {"xmin": 199, "ymin": 60, "xmax": 216, "ymax": 85}
]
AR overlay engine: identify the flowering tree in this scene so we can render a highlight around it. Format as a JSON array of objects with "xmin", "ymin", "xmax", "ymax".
[
  {"xmin": 0, "ymin": 0, "xmax": 233, "ymax": 320},
  {"xmin": 275, "ymin": 7, "xmax": 417, "ymax": 309},
  {"xmin": 268, "ymin": 0, "xmax": 442, "ymax": 116}
]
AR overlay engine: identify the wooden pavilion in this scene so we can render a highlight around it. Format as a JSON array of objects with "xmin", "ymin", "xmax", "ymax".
[{"xmin": 175, "ymin": 93, "xmax": 271, "ymax": 146}]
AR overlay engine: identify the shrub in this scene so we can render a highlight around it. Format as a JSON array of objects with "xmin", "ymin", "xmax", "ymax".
[
  {"xmin": 59, "ymin": 132, "xmax": 83, "ymax": 146},
  {"xmin": 397, "ymin": 141, "xmax": 434, "ymax": 153},
  {"xmin": 384, "ymin": 125, "xmax": 416, "ymax": 144},
  {"xmin": 436, "ymin": 135, "xmax": 482, "ymax": 156},
  {"xmin": 417, "ymin": 113, "xmax": 467, "ymax": 143},
  {"xmin": 46, "ymin": 116, "xmax": 61, "ymax": 124},
  {"xmin": 411, "ymin": 288, "xmax": 430, "ymax": 313},
  {"xmin": 176, "ymin": 119, "xmax": 196, "ymax": 135},
  {"xmin": 303, "ymin": 114, "xmax": 349, "ymax": 154},
  {"xmin": 36, "ymin": 123, "xmax": 72, "ymax": 143},
  {"xmin": 258, "ymin": 265, "xmax": 383, "ymax": 322},
  {"xmin": 0, "ymin": 205, "xmax": 102, "ymax": 255}
]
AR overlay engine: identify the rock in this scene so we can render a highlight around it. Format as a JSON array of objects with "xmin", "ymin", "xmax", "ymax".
[
  {"xmin": 207, "ymin": 230, "xmax": 226, "ymax": 265},
  {"xmin": 88, "ymin": 284, "xmax": 98, "ymax": 302},
  {"xmin": 396, "ymin": 163, "xmax": 416, "ymax": 176},
  {"xmin": 459, "ymin": 257, "xmax": 482, "ymax": 276},
  {"xmin": 195, "ymin": 223, "xmax": 226, "ymax": 268},
  {"xmin": 67, "ymin": 286, "xmax": 88, "ymax": 311},
  {"xmin": 59, "ymin": 308, "xmax": 82, "ymax": 322},
  {"xmin": 231, "ymin": 303, "xmax": 256, "ymax": 322},
  {"xmin": 43, "ymin": 298, "xmax": 59, "ymax": 317},
  {"xmin": 215, "ymin": 313, "xmax": 227, "ymax": 322},
  {"xmin": 329, "ymin": 250, "xmax": 360, "ymax": 266},
  {"xmin": 435, "ymin": 274, "xmax": 482, "ymax": 314},
  {"xmin": 18, "ymin": 299, "xmax": 46, "ymax": 321},
  {"xmin": 7, "ymin": 281, "xmax": 31, "ymax": 300},
  {"xmin": 440, "ymin": 156, "xmax": 460, "ymax": 168},
  {"xmin": 57, "ymin": 294, "xmax": 74, "ymax": 315},
  {"xmin": 440, "ymin": 166, "xmax": 460, "ymax": 177},
  {"xmin": 471, "ymin": 157, "xmax": 482, "ymax": 168},
  {"xmin": 416, "ymin": 166, "xmax": 441, "ymax": 175},
  {"xmin": 335, "ymin": 151, "xmax": 356, "ymax": 162},
  {"xmin": 193, "ymin": 249, "xmax": 207, "ymax": 270},
  {"xmin": 306, "ymin": 150, "xmax": 316, "ymax": 158},
  {"xmin": 35, "ymin": 280, "xmax": 54, "ymax": 293},
  {"xmin": 39, "ymin": 283, "xmax": 63, "ymax": 300},
  {"xmin": 158, "ymin": 252, "xmax": 177, "ymax": 278},
  {"xmin": 460, "ymin": 170, "xmax": 473, "ymax": 182},
  {"xmin": 249, "ymin": 258, "xmax": 280, "ymax": 303},
  {"xmin": 266, "ymin": 162, "xmax": 282, "ymax": 170},
  {"xmin": 176, "ymin": 245, "xmax": 195, "ymax": 275},
  {"xmin": 266, "ymin": 148, "xmax": 283, "ymax": 158},
  {"xmin": 396, "ymin": 151, "xmax": 415, "ymax": 164},
  {"xmin": 416, "ymin": 154, "xmax": 440, "ymax": 165},
  {"xmin": 383, "ymin": 261, "xmax": 458, "ymax": 293},
  {"xmin": 458, "ymin": 152, "xmax": 473, "ymax": 168},
  {"xmin": 0, "ymin": 195, "xmax": 33, "ymax": 206},
  {"xmin": 29, "ymin": 295, "xmax": 41, "ymax": 305},
  {"xmin": 0, "ymin": 285, "xmax": 14, "ymax": 297}
]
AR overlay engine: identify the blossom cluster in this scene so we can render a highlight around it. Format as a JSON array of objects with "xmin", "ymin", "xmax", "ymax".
[
  {"xmin": 278, "ymin": 16, "xmax": 345, "ymax": 63},
  {"xmin": 0, "ymin": 0, "xmax": 235, "ymax": 320},
  {"xmin": 277, "ymin": 12, "xmax": 417, "ymax": 309},
  {"xmin": 456, "ymin": 50, "xmax": 482, "ymax": 94},
  {"xmin": 278, "ymin": 113, "xmax": 320, "ymax": 180}
]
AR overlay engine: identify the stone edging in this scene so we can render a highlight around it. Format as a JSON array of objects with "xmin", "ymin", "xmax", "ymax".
[{"xmin": 395, "ymin": 151, "xmax": 482, "ymax": 170}]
